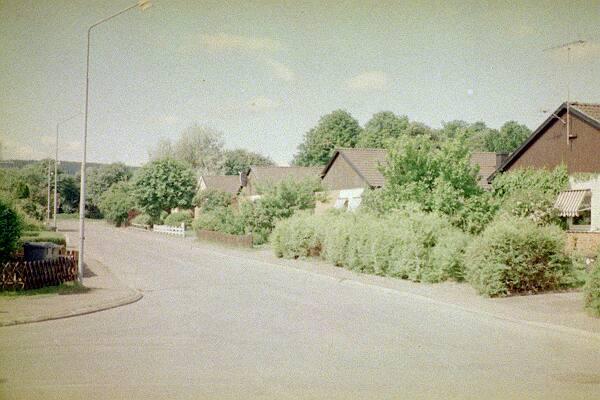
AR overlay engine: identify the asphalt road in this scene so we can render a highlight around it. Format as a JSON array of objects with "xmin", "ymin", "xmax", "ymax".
[{"xmin": 1, "ymin": 220, "xmax": 599, "ymax": 399}]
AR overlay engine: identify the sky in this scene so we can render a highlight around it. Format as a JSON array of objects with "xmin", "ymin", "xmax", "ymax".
[{"xmin": 1, "ymin": 0, "xmax": 599, "ymax": 166}]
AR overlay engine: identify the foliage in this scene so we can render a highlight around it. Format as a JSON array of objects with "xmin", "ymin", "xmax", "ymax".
[
  {"xmin": 192, "ymin": 207, "xmax": 245, "ymax": 235},
  {"xmin": 241, "ymin": 178, "xmax": 322, "ymax": 244},
  {"xmin": 484, "ymin": 121, "xmax": 531, "ymax": 153},
  {"xmin": 150, "ymin": 124, "xmax": 225, "ymax": 175},
  {"xmin": 194, "ymin": 189, "xmax": 233, "ymax": 212},
  {"xmin": 131, "ymin": 213, "xmax": 153, "ymax": 226},
  {"xmin": 98, "ymin": 182, "xmax": 135, "ymax": 227},
  {"xmin": 164, "ymin": 211, "xmax": 193, "ymax": 228},
  {"xmin": 584, "ymin": 258, "xmax": 600, "ymax": 317},
  {"xmin": 436, "ymin": 120, "xmax": 493, "ymax": 150},
  {"xmin": 293, "ymin": 110, "xmax": 362, "ymax": 166},
  {"xmin": 498, "ymin": 188, "xmax": 563, "ymax": 227},
  {"xmin": 450, "ymin": 192, "xmax": 499, "ymax": 235},
  {"xmin": 465, "ymin": 216, "xmax": 579, "ymax": 297},
  {"xmin": 18, "ymin": 231, "xmax": 66, "ymax": 247},
  {"xmin": 87, "ymin": 163, "xmax": 131, "ymax": 209},
  {"xmin": 491, "ymin": 165, "xmax": 568, "ymax": 199},
  {"xmin": 364, "ymin": 135, "xmax": 483, "ymax": 232},
  {"xmin": 220, "ymin": 149, "xmax": 274, "ymax": 175},
  {"xmin": 356, "ymin": 112, "xmax": 409, "ymax": 148},
  {"xmin": 13, "ymin": 181, "xmax": 30, "ymax": 199},
  {"xmin": 272, "ymin": 210, "xmax": 470, "ymax": 283},
  {"xmin": 132, "ymin": 159, "xmax": 197, "ymax": 220},
  {"xmin": 57, "ymin": 174, "xmax": 80, "ymax": 213},
  {"xmin": 0, "ymin": 199, "xmax": 22, "ymax": 262},
  {"xmin": 16, "ymin": 199, "xmax": 45, "ymax": 221}
]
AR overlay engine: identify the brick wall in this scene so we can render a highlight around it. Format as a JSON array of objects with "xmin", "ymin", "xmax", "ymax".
[{"xmin": 566, "ymin": 231, "xmax": 600, "ymax": 257}]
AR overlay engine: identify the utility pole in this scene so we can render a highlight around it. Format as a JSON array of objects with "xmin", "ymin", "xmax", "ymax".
[
  {"xmin": 543, "ymin": 39, "xmax": 586, "ymax": 144},
  {"xmin": 46, "ymin": 159, "xmax": 52, "ymax": 223},
  {"xmin": 77, "ymin": 0, "xmax": 152, "ymax": 284}
]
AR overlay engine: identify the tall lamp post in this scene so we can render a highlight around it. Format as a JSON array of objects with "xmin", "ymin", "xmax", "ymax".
[
  {"xmin": 54, "ymin": 113, "xmax": 81, "ymax": 231},
  {"xmin": 78, "ymin": 0, "xmax": 152, "ymax": 283}
]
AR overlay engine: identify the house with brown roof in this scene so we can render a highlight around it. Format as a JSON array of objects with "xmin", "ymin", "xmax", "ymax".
[
  {"xmin": 489, "ymin": 101, "xmax": 600, "ymax": 182},
  {"xmin": 241, "ymin": 165, "xmax": 322, "ymax": 198},
  {"xmin": 198, "ymin": 175, "xmax": 243, "ymax": 195},
  {"xmin": 318, "ymin": 148, "xmax": 387, "ymax": 211}
]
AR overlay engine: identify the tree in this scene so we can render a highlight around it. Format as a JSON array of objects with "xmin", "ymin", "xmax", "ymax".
[
  {"xmin": 220, "ymin": 149, "xmax": 274, "ymax": 175},
  {"xmin": 0, "ymin": 199, "xmax": 22, "ymax": 262},
  {"xmin": 57, "ymin": 175, "xmax": 80, "ymax": 213},
  {"xmin": 437, "ymin": 120, "xmax": 497, "ymax": 151},
  {"xmin": 87, "ymin": 163, "xmax": 132, "ymax": 207},
  {"xmin": 174, "ymin": 124, "xmax": 224, "ymax": 174},
  {"xmin": 99, "ymin": 182, "xmax": 135, "ymax": 227},
  {"xmin": 293, "ymin": 110, "xmax": 362, "ymax": 166},
  {"xmin": 148, "ymin": 138, "xmax": 175, "ymax": 161},
  {"xmin": 365, "ymin": 134, "xmax": 481, "ymax": 216},
  {"xmin": 484, "ymin": 121, "xmax": 530, "ymax": 153},
  {"xmin": 133, "ymin": 159, "xmax": 197, "ymax": 220},
  {"xmin": 357, "ymin": 112, "xmax": 409, "ymax": 148},
  {"xmin": 86, "ymin": 162, "xmax": 132, "ymax": 218}
]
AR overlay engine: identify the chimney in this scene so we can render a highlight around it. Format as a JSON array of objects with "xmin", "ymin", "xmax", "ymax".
[{"xmin": 496, "ymin": 152, "xmax": 509, "ymax": 168}]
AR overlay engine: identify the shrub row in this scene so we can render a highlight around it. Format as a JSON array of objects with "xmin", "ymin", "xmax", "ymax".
[
  {"xmin": 585, "ymin": 258, "xmax": 600, "ymax": 317},
  {"xmin": 164, "ymin": 211, "xmax": 193, "ymax": 228},
  {"xmin": 272, "ymin": 210, "xmax": 470, "ymax": 283},
  {"xmin": 272, "ymin": 211, "xmax": 583, "ymax": 296}
]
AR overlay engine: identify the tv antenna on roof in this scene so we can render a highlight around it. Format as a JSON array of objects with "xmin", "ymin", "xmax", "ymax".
[{"xmin": 543, "ymin": 39, "xmax": 587, "ymax": 144}]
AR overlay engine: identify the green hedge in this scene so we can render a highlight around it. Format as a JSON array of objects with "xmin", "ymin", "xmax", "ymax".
[
  {"xmin": 192, "ymin": 208, "xmax": 245, "ymax": 236},
  {"xmin": 164, "ymin": 211, "xmax": 193, "ymax": 228},
  {"xmin": 465, "ymin": 217, "xmax": 579, "ymax": 297},
  {"xmin": 271, "ymin": 210, "xmax": 469, "ymax": 283},
  {"xmin": 131, "ymin": 213, "xmax": 153, "ymax": 226},
  {"xmin": 18, "ymin": 231, "xmax": 66, "ymax": 246},
  {"xmin": 584, "ymin": 258, "xmax": 600, "ymax": 317}
]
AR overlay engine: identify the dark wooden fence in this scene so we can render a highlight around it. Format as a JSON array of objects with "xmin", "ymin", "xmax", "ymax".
[
  {"xmin": 1, "ymin": 250, "xmax": 78, "ymax": 291},
  {"xmin": 196, "ymin": 229, "xmax": 253, "ymax": 248}
]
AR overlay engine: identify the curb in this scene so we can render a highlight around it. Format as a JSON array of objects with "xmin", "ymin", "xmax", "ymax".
[{"xmin": 0, "ymin": 290, "xmax": 143, "ymax": 327}]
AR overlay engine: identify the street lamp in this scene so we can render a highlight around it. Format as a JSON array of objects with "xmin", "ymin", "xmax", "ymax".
[
  {"xmin": 78, "ymin": 0, "xmax": 152, "ymax": 283},
  {"xmin": 54, "ymin": 112, "xmax": 81, "ymax": 231}
]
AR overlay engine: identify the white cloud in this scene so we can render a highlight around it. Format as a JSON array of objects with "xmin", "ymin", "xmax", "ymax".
[
  {"xmin": 344, "ymin": 71, "xmax": 389, "ymax": 91},
  {"xmin": 265, "ymin": 59, "xmax": 295, "ymax": 82},
  {"xmin": 247, "ymin": 96, "xmax": 280, "ymax": 112},
  {"xmin": 195, "ymin": 33, "xmax": 281, "ymax": 52}
]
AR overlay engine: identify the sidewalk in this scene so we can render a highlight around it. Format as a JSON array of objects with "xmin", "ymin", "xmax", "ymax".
[
  {"xmin": 0, "ymin": 258, "xmax": 142, "ymax": 327},
  {"xmin": 193, "ymin": 239, "xmax": 600, "ymax": 340}
]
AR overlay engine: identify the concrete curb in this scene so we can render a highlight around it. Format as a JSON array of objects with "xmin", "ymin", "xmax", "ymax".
[{"xmin": 0, "ymin": 290, "xmax": 143, "ymax": 327}]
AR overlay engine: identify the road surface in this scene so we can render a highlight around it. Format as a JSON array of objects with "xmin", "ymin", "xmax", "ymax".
[{"xmin": 1, "ymin": 220, "xmax": 599, "ymax": 399}]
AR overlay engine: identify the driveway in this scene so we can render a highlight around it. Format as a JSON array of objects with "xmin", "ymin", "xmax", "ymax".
[{"xmin": 1, "ymin": 220, "xmax": 599, "ymax": 399}]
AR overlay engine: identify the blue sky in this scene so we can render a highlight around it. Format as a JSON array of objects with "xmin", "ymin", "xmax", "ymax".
[{"xmin": 1, "ymin": 0, "xmax": 599, "ymax": 166}]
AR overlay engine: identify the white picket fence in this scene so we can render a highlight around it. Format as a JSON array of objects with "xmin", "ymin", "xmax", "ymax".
[{"xmin": 152, "ymin": 223, "xmax": 185, "ymax": 237}]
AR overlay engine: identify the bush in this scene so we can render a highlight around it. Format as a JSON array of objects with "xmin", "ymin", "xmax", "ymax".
[
  {"xmin": 131, "ymin": 213, "xmax": 153, "ymax": 227},
  {"xmin": 584, "ymin": 259, "xmax": 600, "ymax": 317},
  {"xmin": 0, "ymin": 199, "xmax": 22, "ymax": 262},
  {"xmin": 164, "ymin": 211, "xmax": 193, "ymax": 228},
  {"xmin": 194, "ymin": 189, "xmax": 233, "ymax": 212},
  {"xmin": 17, "ymin": 199, "xmax": 45, "ymax": 221},
  {"xmin": 465, "ymin": 216, "xmax": 578, "ymax": 297},
  {"xmin": 18, "ymin": 231, "xmax": 66, "ymax": 247},
  {"xmin": 498, "ymin": 188, "xmax": 563, "ymax": 227},
  {"xmin": 241, "ymin": 178, "xmax": 321, "ymax": 244},
  {"xmin": 98, "ymin": 182, "xmax": 134, "ymax": 227},
  {"xmin": 192, "ymin": 207, "xmax": 245, "ymax": 235},
  {"xmin": 492, "ymin": 165, "xmax": 568, "ymax": 198},
  {"xmin": 271, "ymin": 209, "xmax": 469, "ymax": 283}
]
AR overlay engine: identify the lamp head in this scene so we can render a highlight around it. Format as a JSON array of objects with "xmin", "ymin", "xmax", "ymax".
[{"xmin": 138, "ymin": 0, "xmax": 152, "ymax": 11}]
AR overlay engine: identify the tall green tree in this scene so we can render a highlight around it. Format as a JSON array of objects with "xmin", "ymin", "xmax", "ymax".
[
  {"xmin": 220, "ymin": 149, "xmax": 274, "ymax": 175},
  {"xmin": 437, "ymin": 120, "xmax": 496, "ymax": 151},
  {"xmin": 133, "ymin": 159, "xmax": 197, "ymax": 220},
  {"xmin": 293, "ymin": 110, "xmax": 362, "ymax": 166},
  {"xmin": 357, "ymin": 112, "xmax": 409, "ymax": 148},
  {"xmin": 484, "ymin": 121, "xmax": 530, "ymax": 153},
  {"xmin": 87, "ymin": 162, "xmax": 132, "ymax": 214},
  {"xmin": 99, "ymin": 181, "xmax": 134, "ymax": 227}
]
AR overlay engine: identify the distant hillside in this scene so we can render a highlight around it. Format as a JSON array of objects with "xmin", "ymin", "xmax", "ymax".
[{"xmin": 0, "ymin": 159, "xmax": 138, "ymax": 175}]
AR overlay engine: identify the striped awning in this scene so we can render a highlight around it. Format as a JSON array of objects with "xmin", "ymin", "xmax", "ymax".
[{"xmin": 554, "ymin": 190, "xmax": 591, "ymax": 217}]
